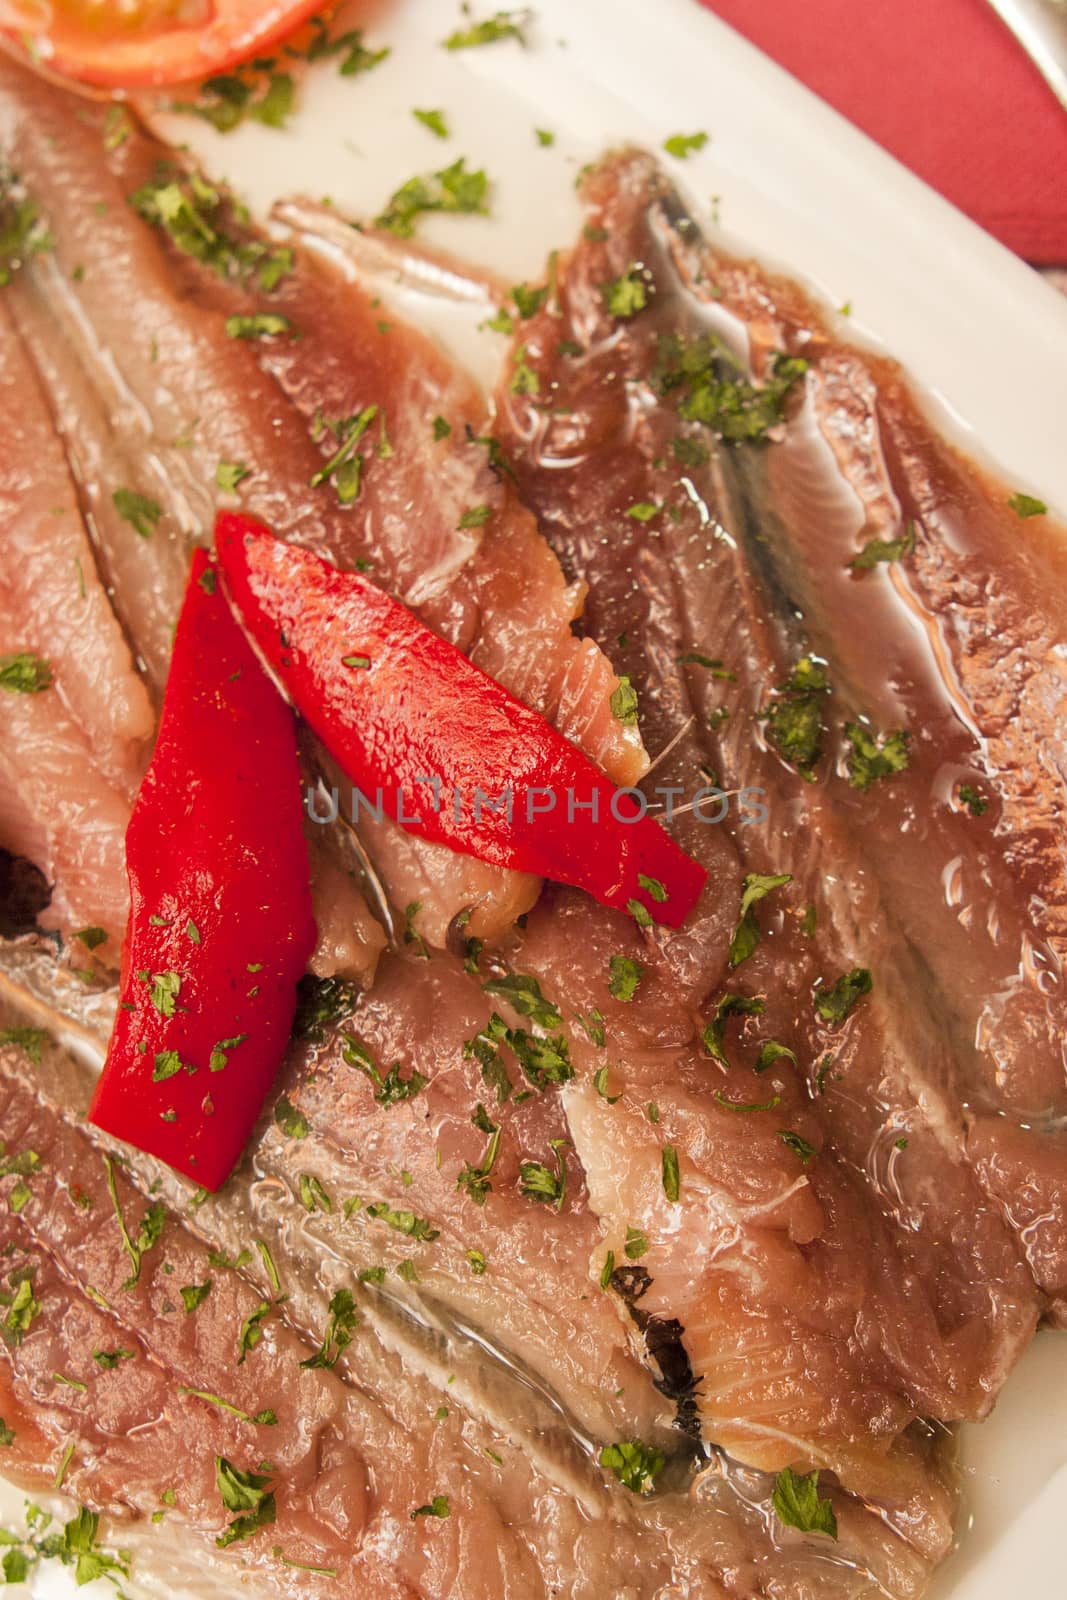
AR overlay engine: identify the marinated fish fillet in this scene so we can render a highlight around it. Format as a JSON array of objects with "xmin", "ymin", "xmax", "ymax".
[
  {"xmin": 0, "ymin": 1021, "xmax": 943, "ymax": 1600},
  {"xmin": 0, "ymin": 297, "xmax": 153, "ymax": 950},
  {"xmin": 488, "ymin": 149, "xmax": 1046, "ymax": 1438},
  {"xmin": 0, "ymin": 55, "xmax": 645, "ymax": 949}
]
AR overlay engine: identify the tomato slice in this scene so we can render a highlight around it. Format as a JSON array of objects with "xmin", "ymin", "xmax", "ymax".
[{"xmin": 1, "ymin": 0, "xmax": 327, "ymax": 89}]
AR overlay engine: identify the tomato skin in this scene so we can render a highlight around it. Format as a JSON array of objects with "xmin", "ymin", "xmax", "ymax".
[{"xmin": 0, "ymin": 0, "xmax": 325, "ymax": 89}]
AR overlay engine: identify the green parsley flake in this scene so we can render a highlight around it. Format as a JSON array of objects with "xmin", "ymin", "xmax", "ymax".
[
  {"xmin": 600, "ymin": 1439, "xmax": 665, "ymax": 1494},
  {"xmin": 849, "ymin": 520, "xmax": 915, "ymax": 570},
  {"xmin": 535, "ymin": 127, "xmax": 555, "ymax": 146},
  {"xmin": 216, "ymin": 460, "xmax": 250, "ymax": 493},
  {"xmin": 411, "ymin": 1494, "xmax": 450, "ymax": 1520},
  {"xmin": 152, "ymin": 1049, "xmax": 190, "ymax": 1082},
  {"xmin": 342, "ymin": 1033, "xmax": 426, "ymax": 1106},
  {"xmin": 760, "ymin": 656, "xmax": 831, "ymax": 779},
  {"xmin": 626, "ymin": 501, "xmax": 660, "ymax": 521},
  {"xmin": 656, "ymin": 333, "xmax": 808, "ymax": 443},
  {"xmin": 300, "ymin": 1289, "xmax": 358, "ymax": 1370},
  {"xmin": 610, "ymin": 676, "xmax": 639, "ymax": 724},
  {"xmin": 958, "ymin": 783, "xmax": 989, "ymax": 816},
  {"xmin": 215, "ymin": 1458, "xmax": 276, "ymax": 1547},
  {"xmin": 608, "ymin": 953, "xmax": 644, "ymax": 1002},
  {"xmin": 482, "ymin": 970, "xmax": 562, "ymax": 1028},
  {"xmin": 755, "ymin": 1040, "xmax": 798, "ymax": 1073},
  {"xmin": 73, "ymin": 925, "xmax": 108, "ymax": 950},
  {"xmin": 376, "ymin": 157, "xmax": 490, "ymax": 238},
  {"xmin": 844, "ymin": 722, "xmax": 910, "ymax": 789},
  {"xmin": 772, "ymin": 1466, "xmax": 838, "ymax": 1539},
  {"xmin": 729, "ymin": 871, "xmax": 792, "ymax": 968},
  {"xmin": 0, "ymin": 1027, "xmax": 50, "ymax": 1064},
  {"xmin": 443, "ymin": 9, "xmax": 531, "ymax": 48},
  {"xmin": 225, "ymin": 313, "xmax": 293, "ymax": 340},
  {"xmin": 661, "ymin": 1143, "xmax": 680, "ymax": 1203},
  {"xmin": 519, "ymin": 1140, "xmax": 568, "ymax": 1211},
  {"xmin": 663, "ymin": 131, "xmax": 708, "ymax": 159},
  {"xmin": 702, "ymin": 992, "xmax": 765, "ymax": 1066},
  {"xmin": 179, "ymin": 1281, "xmax": 212, "ymax": 1313},
  {"xmin": 413, "ymin": 108, "xmax": 449, "ymax": 139},
  {"xmin": 601, "ymin": 265, "xmax": 648, "ymax": 319},
  {"xmin": 274, "ymin": 1096, "xmax": 309, "ymax": 1140},
  {"xmin": 814, "ymin": 967, "xmax": 872, "ymax": 1026},
  {"xmin": 458, "ymin": 503, "xmax": 493, "ymax": 529},
  {"xmin": 0, "ymin": 652, "xmax": 52, "ymax": 694},
  {"xmin": 1008, "ymin": 492, "xmax": 1047, "ymax": 518},
  {"xmin": 112, "ymin": 487, "xmax": 162, "ymax": 538},
  {"xmin": 457, "ymin": 1104, "xmax": 502, "ymax": 1205},
  {"xmin": 433, "ymin": 415, "xmax": 451, "ymax": 439}
]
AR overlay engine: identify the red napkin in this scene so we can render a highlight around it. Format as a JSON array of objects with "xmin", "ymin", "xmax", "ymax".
[{"xmin": 698, "ymin": 0, "xmax": 1067, "ymax": 262}]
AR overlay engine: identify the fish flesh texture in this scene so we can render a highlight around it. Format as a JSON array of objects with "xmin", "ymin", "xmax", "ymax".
[{"xmin": 0, "ymin": 61, "xmax": 1065, "ymax": 1600}]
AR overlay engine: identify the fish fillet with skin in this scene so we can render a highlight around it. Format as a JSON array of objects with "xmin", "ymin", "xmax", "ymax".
[{"xmin": 0, "ymin": 297, "xmax": 153, "ymax": 951}]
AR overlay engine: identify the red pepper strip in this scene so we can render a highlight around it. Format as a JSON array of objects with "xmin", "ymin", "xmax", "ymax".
[
  {"xmin": 89, "ymin": 549, "xmax": 316, "ymax": 1190},
  {"xmin": 216, "ymin": 512, "xmax": 707, "ymax": 928}
]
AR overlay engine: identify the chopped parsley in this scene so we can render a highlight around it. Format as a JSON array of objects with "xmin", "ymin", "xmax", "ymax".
[
  {"xmin": 216, "ymin": 460, "xmax": 250, "ymax": 493},
  {"xmin": 458, "ymin": 503, "xmax": 493, "ymax": 529},
  {"xmin": 958, "ymin": 783, "xmax": 989, "ymax": 816},
  {"xmin": 813, "ymin": 967, "xmax": 872, "ymax": 1025},
  {"xmin": 0, "ymin": 653, "xmax": 52, "ymax": 694},
  {"xmin": 593, "ymin": 1065, "xmax": 621, "ymax": 1103},
  {"xmin": 293, "ymin": 973, "xmax": 357, "ymax": 1042},
  {"xmin": 73, "ymin": 925, "xmax": 108, "ymax": 950},
  {"xmin": 376, "ymin": 157, "xmax": 490, "ymax": 237},
  {"xmin": 656, "ymin": 333, "xmax": 807, "ymax": 443},
  {"xmin": 661, "ymin": 1143, "xmax": 680, "ymax": 1203},
  {"xmin": 274, "ymin": 1096, "xmax": 309, "ymax": 1139},
  {"xmin": 413, "ymin": 108, "xmax": 450, "ymax": 139},
  {"xmin": 300, "ymin": 1288, "xmax": 358, "ymax": 1370},
  {"xmin": 129, "ymin": 166, "xmax": 293, "ymax": 290},
  {"xmin": 365, "ymin": 1202, "xmax": 439, "ymax": 1242},
  {"xmin": 760, "ymin": 656, "xmax": 831, "ymax": 779},
  {"xmin": 215, "ymin": 1458, "xmax": 276, "ymax": 1547},
  {"xmin": 298, "ymin": 1173, "xmax": 332, "ymax": 1214},
  {"xmin": 237, "ymin": 1300, "xmax": 272, "ymax": 1363},
  {"xmin": 310, "ymin": 403, "xmax": 379, "ymax": 504},
  {"xmin": 305, "ymin": 18, "xmax": 390, "ymax": 75},
  {"xmin": 601, "ymin": 265, "xmax": 649, "ymax": 319},
  {"xmin": 173, "ymin": 72, "xmax": 296, "ymax": 134},
  {"xmin": 179, "ymin": 1281, "xmax": 212, "ymax": 1313},
  {"xmin": 778, "ymin": 1128, "xmax": 816, "ymax": 1162},
  {"xmin": 676, "ymin": 651, "xmax": 735, "ymax": 679},
  {"xmin": 152, "ymin": 1049, "xmax": 191, "ymax": 1082},
  {"xmin": 181, "ymin": 1386, "xmax": 276, "ymax": 1427},
  {"xmin": 443, "ymin": 9, "xmax": 531, "ymax": 48},
  {"xmin": 518, "ymin": 1140, "xmax": 568, "ymax": 1211},
  {"xmin": 482, "ymin": 971, "xmax": 562, "ymax": 1028},
  {"xmin": 608, "ymin": 954, "xmax": 644, "ymax": 1002},
  {"xmin": 625, "ymin": 1226, "xmax": 648, "ymax": 1259},
  {"xmin": 342, "ymin": 1033, "xmax": 426, "ymax": 1105},
  {"xmin": 92, "ymin": 1348, "xmax": 134, "ymax": 1370},
  {"xmin": 433, "ymin": 415, "xmax": 451, "ymax": 439},
  {"xmin": 755, "ymin": 1040, "xmax": 798, "ymax": 1073},
  {"xmin": 411, "ymin": 1495, "xmax": 451, "ymax": 1519},
  {"xmin": 772, "ymin": 1466, "xmax": 838, "ymax": 1539},
  {"xmin": 663, "ymin": 131, "xmax": 708, "ymax": 159},
  {"xmin": 1008, "ymin": 492, "xmax": 1047, "ymax": 518},
  {"xmin": 626, "ymin": 501, "xmax": 660, "ymax": 522},
  {"xmin": 225, "ymin": 312, "xmax": 293, "ymax": 340},
  {"xmin": 0, "ymin": 171, "xmax": 52, "ymax": 288},
  {"xmin": 610, "ymin": 676, "xmax": 640, "ymax": 724},
  {"xmin": 103, "ymin": 1155, "xmax": 166, "ymax": 1290},
  {"xmin": 844, "ymin": 722, "xmax": 909, "ymax": 790},
  {"xmin": 464, "ymin": 1017, "xmax": 515, "ymax": 1103},
  {"xmin": 600, "ymin": 1440, "xmax": 665, "ymax": 1494},
  {"xmin": 209, "ymin": 1033, "xmax": 248, "ymax": 1073},
  {"xmin": 702, "ymin": 993, "xmax": 765, "ymax": 1065},
  {"xmin": 2, "ymin": 1277, "xmax": 40, "ymax": 1343},
  {"xmin": 457, "ymin": 1104, "xmax": 502, "ymax": 1205},
  {"xmin": 849, "ymin": 521, "xmax": 915, "ymax": 570},
  {"xmin": 535, "ymin": 127, "xmax": 555, "ymax": 146},
  {"xmin": 0, "ymin": 1027, "xmax": 49, "ymax": 1064},
  {"xmin": 466, "ymin": 1248, "xmax": 487, "ymax": 1274},
  {"xmin": 729, "ymin": 871, "xmax": 792, "ymax": 968},
  {"xmin": 138, "ymin": 968, "xmax": 182, "ymax": 1017}
]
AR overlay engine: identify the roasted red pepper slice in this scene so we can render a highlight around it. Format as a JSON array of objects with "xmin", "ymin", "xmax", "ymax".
[
  {"xmin": 216, "ymin": 513, "xmax": 707, "ymax": 927},
  {"xmin": 89, "ymin": 549, "xmax": 316, "ymax": 1190}
]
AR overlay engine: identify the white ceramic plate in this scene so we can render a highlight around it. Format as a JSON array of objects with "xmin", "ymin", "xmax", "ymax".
[{"xmin": 10, "ymin": 0, "xmax": 1067, "ymax": 1592}]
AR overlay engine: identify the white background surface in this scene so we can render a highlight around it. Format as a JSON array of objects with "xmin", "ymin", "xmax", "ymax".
[{"xmin": 10, "ymin": 0, "xmax": 1067, "ymax": 1592}]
